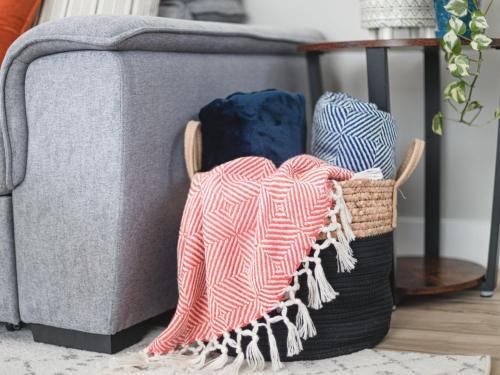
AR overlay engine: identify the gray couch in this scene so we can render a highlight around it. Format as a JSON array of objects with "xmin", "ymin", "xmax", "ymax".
[
  {"xmin": 0, "ymin": 196, "xmax": 18, "ymax": 327},
  {"xmin": 0, "ymin": 15, "xmax": 321, "ymax": 352}
]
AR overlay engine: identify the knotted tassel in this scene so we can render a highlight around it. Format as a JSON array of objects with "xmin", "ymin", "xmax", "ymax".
[
  {"xmin": 339, "ymin": 208, "xmax": 355, "ymax": 243},
  {"xmin": 332, "ymin": 180, "xmax": 356, "ymax": 243},
  {"xmin": 189, "ymin": 340, "xmax": 215, "ymax": 370},
  {"xmin": 221, "ymin": 351, "xmax": 244, "ymax": 375},
  {"xmin": 306, "ymin": 267, "xmax": 322, "ymax": 309},
  {"xmin": 265, "ymin": 321, "xmax": 283, "ymax": 371},
  {"xmin": 284, "ymin": 317, "xmax": 303, "ymax": 357},
  {"xmin": 245, "ymin": 334, "xmax": 265, "ymax": 371},
  {"xmin": 314, "ymin": 258, "xmax": 339, "ymax": 303},
  {"xmin": 333, "ymin": 236, "xmax": 357, "ymax": 273},
  {"xmin": 189, "ymin": 349, "xmax": 207, "ymax": 369},
  {"xmin": 295, "ymin": 299, "xmax": 317, "ymax": 339},
  {"xmin": 203, "ymin": 349, "xmax": 228, "ymax": 372}
]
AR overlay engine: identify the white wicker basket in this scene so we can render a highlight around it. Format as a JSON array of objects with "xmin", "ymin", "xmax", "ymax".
[{"xmin": 360, "ymin": 0, "xmax": 436, "ymax": 39}]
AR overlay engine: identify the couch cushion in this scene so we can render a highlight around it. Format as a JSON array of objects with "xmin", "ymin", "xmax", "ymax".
[
  {"xmin": 0, "ymin": 15, "xmax": 322, "ymax": 194},
  {"xmin": 0, "ymin": 0, "xmax": 41, "ymax": 194}
]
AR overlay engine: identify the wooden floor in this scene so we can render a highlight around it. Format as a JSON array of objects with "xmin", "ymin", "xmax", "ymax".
[{"xmin": 377, "ymin": 282, "xmax": 500, "ymax": 374}]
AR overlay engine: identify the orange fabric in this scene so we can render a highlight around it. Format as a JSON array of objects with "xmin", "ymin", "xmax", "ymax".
[{"xmin": 0, "ymin": 0, "xmax": 41, "ymax": 63}]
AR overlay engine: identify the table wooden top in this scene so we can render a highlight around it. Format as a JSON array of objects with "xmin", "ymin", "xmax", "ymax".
[{"xmin": 299, "ymin": 38, "xmax": 500, "ymax": 52}]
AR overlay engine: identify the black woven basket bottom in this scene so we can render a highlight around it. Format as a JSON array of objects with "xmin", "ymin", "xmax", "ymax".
[{"xmin": 229, "ymin": 232, "xmax": 394, "ymax": 362}]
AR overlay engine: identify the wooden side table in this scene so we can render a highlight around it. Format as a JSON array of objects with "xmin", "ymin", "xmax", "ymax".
[{"xmin": 299, "ymin": 38, "xmax": 500, "ymax": 300}]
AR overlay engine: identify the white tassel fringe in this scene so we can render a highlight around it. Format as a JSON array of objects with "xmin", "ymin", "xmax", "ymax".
[
  {"xmin": 313, "ymin": 259, "xmax": 339, "ymax": 303},
  {"xmin": 296, "ymin": 299, "xmax": 317, "ymax": 339},
  {"xmin": 110, "ymin": 173, "xmax": 369, "ymax": 373},
  {"xmin": 266, "ymin": 321, "xmax": 283, "ymax": 372},
  {"xmin": 284, "ymin": 317, "xmax": 303, "ymax": 357},
  {"xmin": 245, "ymin": 334, "xmax": 265, "ymax": 371},
  {"xmin": 306, "ymin": 268, "xmax": 322, "ymax": 309},
  {"xmin": 203, "ymin": 350, "xmax": 228, "ymax": 372}
]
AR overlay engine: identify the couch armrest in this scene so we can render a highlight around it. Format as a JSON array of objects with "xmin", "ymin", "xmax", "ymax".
[{"xmin": 0, "ymin": 15, "xmax": 323, "ymax": 193}]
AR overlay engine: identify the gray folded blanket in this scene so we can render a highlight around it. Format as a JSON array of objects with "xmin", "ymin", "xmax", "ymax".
[{"xmin": 159, "ymin": 0, "xmax": 246, "ymax": 23}]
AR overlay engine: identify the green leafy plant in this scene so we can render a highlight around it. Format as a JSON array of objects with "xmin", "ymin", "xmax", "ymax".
[{"xmin": 433, "ymin": 0, "xmax": 499, "ymax": 135}]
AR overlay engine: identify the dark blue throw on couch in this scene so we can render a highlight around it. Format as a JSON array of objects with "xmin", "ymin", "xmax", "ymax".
[{"xmin": 199, "ymin": 89, "xmax": 306, "ymax": 172}]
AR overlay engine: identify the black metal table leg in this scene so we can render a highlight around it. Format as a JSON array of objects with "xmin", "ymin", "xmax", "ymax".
[
  {"xmin": 366, "ymin": 48, "xmax": 391, "ymax": 112},
  {"xmin": 306, "ymin": 52, "xmax": 324, "ymax": 153},
  {"xmin": 306, "ymin": 52, "xmax": 324, "ymax": 106},
  {"xmin": 481, "ymin": 112, "xmax": 500, "ymax": 297},
  {"xmin": 366, "ymin": 47, "xmax": 397, "ymax": 304},
  {"xmin": 424, "ymin": 46, "xmax": 441, "ymax": 259}
]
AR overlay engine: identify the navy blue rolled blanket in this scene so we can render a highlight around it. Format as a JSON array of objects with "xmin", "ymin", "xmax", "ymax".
[{"xmin": 199, "ymin": 89, "xmax": 306, "ymax": 171}]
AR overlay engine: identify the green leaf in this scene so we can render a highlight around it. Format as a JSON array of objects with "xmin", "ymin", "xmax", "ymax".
[
  {"xmin": 495, "ymin": 108, "xmax": 500, "ymax": 120},
  {"xmin": 443, "ymin": 30, "xmax": 462, "ymax": 55},
  {"xmin": 470, "ymin": 13, "xmax": 488, "ymax": 33},
  {"xmin": 471, "ymin": 9, "xmax": 485, "ymax": 18},
  {"xmin": 444, "ymin": 0, "xmax": 468, "ymax": 17},
  {"xmin": 432, "ymin": 112, "xmax": 444, "ymax": 135},
  {"xmin": 465, "ymin": 100, "xmax": 483, "ymax": 112},
  {"xmin": 443, "ymin": 81, "xmax": 467, "ymax": 103},
  {"xmin": 471, "ymin": 33, "xmax": 492, "ymax": 51},
  {"xmin": 448, "ymin": 80, "xmax": 467, "ymax": 103},
  {"xmin": 449, "ymin": 17, "xmax": 467, "ymax": 35},
  {"xmin": 443, "ymin": 82, "xmax": 456, "ymax": 100},
  {"xmin": 448, "ymin": 54, "xmax": 470, "ymax": 77}
]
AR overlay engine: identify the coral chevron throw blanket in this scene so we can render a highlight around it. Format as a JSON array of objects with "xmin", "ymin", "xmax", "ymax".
[{"xmin": 147, "ymin": 155, "xmax": 355, "ymax": 371}]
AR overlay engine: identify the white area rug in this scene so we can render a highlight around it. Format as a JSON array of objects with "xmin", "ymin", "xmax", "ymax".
[{"xmin": 0, "ymin": 325, "xmax": 490, "ymax": 375}]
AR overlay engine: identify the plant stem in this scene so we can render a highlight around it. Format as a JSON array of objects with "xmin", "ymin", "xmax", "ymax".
[
  {"xmin": 460, "ymin": 50, "xmax": 483, "ymax": 122},
  {"xmin": 485, "ymin": 0, "xmax": 495, "ymax": 14},
  {"xmin": 443, "ymin": 116, "xmax": 489, "ymax": 128},
  {"xmin": 469, "ymin": 107, "xmax": 483, "ymax": 123}
]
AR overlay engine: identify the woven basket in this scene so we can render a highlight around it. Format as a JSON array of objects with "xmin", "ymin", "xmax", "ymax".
[
  {"xmin": 184, "ymin": 120, "xmax": 424, "ymax": 360},
  {"xmin": 234, "ymin": 232, "xmax": 394, "ymax": 361},
  {"xmin": 185, "ymin": 120, "xmax": 424, "ymax": 236}
]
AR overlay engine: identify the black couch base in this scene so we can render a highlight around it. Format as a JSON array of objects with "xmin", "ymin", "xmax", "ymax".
[{"xmin": 30, "ymin": 311, "xmax": 174, "ymax": 354}]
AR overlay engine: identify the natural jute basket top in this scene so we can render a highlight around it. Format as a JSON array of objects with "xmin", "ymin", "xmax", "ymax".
[{"xmin": 184, "ymin": 120, "xmax": 424, "ymax": 239}]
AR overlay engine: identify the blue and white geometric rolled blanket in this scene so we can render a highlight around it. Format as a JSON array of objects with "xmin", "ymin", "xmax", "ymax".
[{"xmin": 312, "ymin": 92, "xmax": 397, "ymax": 179}]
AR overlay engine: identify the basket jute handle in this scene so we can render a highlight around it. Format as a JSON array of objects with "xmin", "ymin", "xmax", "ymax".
[
  {"xmin": 184, "ymin": 120, "xmax": 424, "ymax": 227},
  {"xmin": 392, "ymin": 138, "xmax": 425, "ymax": 227},
  {"xmin": 185, "ymin": 121, "xmax": 202, "ymax": 179}
]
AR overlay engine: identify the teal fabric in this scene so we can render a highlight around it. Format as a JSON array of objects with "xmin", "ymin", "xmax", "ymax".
[{"xmin": 199, "ymin": 89, "xmax": 306, "ymax": 171}]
